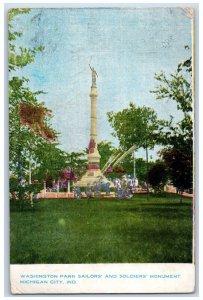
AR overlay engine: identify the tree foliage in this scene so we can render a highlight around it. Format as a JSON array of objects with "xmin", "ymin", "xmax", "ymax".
[
  {"xmin": 8, "ymin": 9, "xmax": 62, "ymax": 207},
  {"xmin": 151, "ymin": 56, "xmax": 192, "ymax": 113},
  {"xmin": 147, "ymin": 161, "xmax": 169, "ymax": 192},
  {"xmin": 98, "ymin": 140, "xmax": 116, "ymax": 170},
  {"xmin": 65, "ymin": 151, "xmax": 88, "ymax": 177},
  {"xmin": 107, "ymin": 103, "xmax": 159, "ymax": 190},
  {"xmin": 160, "ymin": 148, "xmax": 192, "ymax": 192},
  {"xmin": 8, "ymin": 9, "xmax": 44, "ymax": 71},
  {"xmin": 134, "ymin": 158, "xmax": 154, "ymax": 184},
  {"xmin": 107, "ymin": 103, "xmax": 159, "ymax": 151},
  {"xmin": 151, "ymin": 51, "xmax": 193, "ymax": 191},
  {"xmin": 32, "ymin": 142, "xmax": 67, "ymax": 182}
]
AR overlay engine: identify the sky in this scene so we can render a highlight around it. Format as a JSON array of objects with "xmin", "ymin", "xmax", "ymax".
[{"xmin": 11, "ymin": 7, "xmax": 192, "ymax": 159}]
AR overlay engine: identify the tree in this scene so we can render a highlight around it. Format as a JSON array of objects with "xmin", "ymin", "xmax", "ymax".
[
  {"xmin": 65, "ymin": 151, "xmax": 88, "ymax": 177},
  {"xmin": 115, "ymin": 155, "xmax": 154, "ymax": 183},
  {"xmin": 33, "ymin": 141, "xmax": 67, "ymax": 183},
  {"xmin": 9, "ymin": 9, "xmax": 58, "ymax": 208},
  {"xmin": 118, "ymin": 155, "xmax": 134, "ymax": 176},
  {"xmin": 107, "ymin": 103, "xmax": 159, "ymax": 151},
  {"xmin": 160, "ymin": 148, "xmax": 192, "ymax": 193},
  {"xmin": 107, "ymin": 103, "xmax": 159, "ymax": 190},
  {"xmin": 98, "ymin": 140, "xmax": 139, "ymax": 179},
  {"xmin": 97, "ymin": 140, "xmax": 117, "ymax": 170},
  {"xmin": 134, "ymin": 158, "xmax": 154, "ymax": 184},
  {"xmin": 8, "ymin": 9, "xmax": 44, "ymax": 72},
  {"xmin": 147, "ymin": 161, "xmax": 169, "ymax": 192},
  {"xmin": 151, "ymin": 50, "xmax": 193, "ymax": 191}
]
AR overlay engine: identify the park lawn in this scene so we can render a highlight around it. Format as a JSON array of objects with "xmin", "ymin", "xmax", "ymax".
[{"xmin": 10, "ymin": 194, "xmax": 193, "ymax": 264}]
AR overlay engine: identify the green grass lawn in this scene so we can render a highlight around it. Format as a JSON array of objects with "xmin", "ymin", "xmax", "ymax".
[{"xmin": 10, "ymin": 194, "xmax": 193, "ymax": 264}]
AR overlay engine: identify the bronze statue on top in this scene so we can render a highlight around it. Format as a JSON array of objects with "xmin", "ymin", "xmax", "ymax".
[{"xmin": 89, "ymin": 64, "xmax": 98, "ymax": 87}]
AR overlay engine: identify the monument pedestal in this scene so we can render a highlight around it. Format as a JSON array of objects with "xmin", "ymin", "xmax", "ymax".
[{"xmin": 76, "ymin": 169, "xmax": 109, "ymax": 187}]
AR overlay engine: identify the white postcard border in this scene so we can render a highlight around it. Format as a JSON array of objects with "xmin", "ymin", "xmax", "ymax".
[{"xmin": 10, "ymin": 263, "xmax": 195, "ymax": 294}]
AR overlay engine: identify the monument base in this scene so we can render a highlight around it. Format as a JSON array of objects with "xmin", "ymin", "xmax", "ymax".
[{"xmin": 75, "ymin": 169, "xmax": 110, "ymax": 187}]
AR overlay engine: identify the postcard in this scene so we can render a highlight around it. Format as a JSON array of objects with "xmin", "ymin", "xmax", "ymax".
[{"xmin": 9, "ymin": 6, "xmax": 195, "ymax": 294}]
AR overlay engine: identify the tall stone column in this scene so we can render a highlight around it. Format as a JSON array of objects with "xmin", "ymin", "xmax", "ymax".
[
  {"xmin": 88, "ymin": 80, "xmax": 101, "ymax": 171},
  {"xmin": 90, "ymin": 86, "xmax": 97, "ymax": 142},
  {"xmin": 76, "ymin": 66, "xmax": 108, "ymax": 187}
]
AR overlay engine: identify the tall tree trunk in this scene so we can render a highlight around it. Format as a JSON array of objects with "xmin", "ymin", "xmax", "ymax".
[
  {"xmin": 17, "ymin": 122, "xmax": 24, "ymax": 210},
  {"xmin": 29, "ymin": 159, "xmax": 33, "ymax": 207},
  {"xmin": 145, "ymin": 140, "xmax": 149, "ymax": 194},
  {"xmin": 17, "ymin": 146, "xmax": 23, "ymax": 210}
]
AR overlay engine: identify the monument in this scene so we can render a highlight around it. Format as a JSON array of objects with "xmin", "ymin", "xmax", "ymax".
[{"xmin": 76, "ymin": 66, "xmax": 109, "ymax": 187}]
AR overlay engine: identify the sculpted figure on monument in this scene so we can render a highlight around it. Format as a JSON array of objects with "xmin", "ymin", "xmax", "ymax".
[{"xmin": 89, "ymin": 64, "xmax": 98, "ymax": 87}]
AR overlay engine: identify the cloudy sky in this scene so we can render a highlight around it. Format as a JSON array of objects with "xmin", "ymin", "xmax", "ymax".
[{"xmin": 11, "ymin": 7, "xmax": 192, "ymax": 159}]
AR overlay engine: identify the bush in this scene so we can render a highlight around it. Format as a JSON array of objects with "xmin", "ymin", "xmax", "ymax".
[{"xmin": 147, "ymin": 161, "xmax": 169, "ymax": 192}]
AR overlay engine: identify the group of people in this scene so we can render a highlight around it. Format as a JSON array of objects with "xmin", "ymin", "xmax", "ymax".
[
  {"xmin": 43, "ymin": 174, "xmax": 140, "ymax": 199},
  {"xmin": 112, "ymin": 175, "xmax": 138, "ymax": 191},
  {"xmin": 73, "ymin": 182, "xmax": 111, "ymax": 199},
  {"xmin": 73, "ymin": 175, "xmax": 139, "ymax": 200}
]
